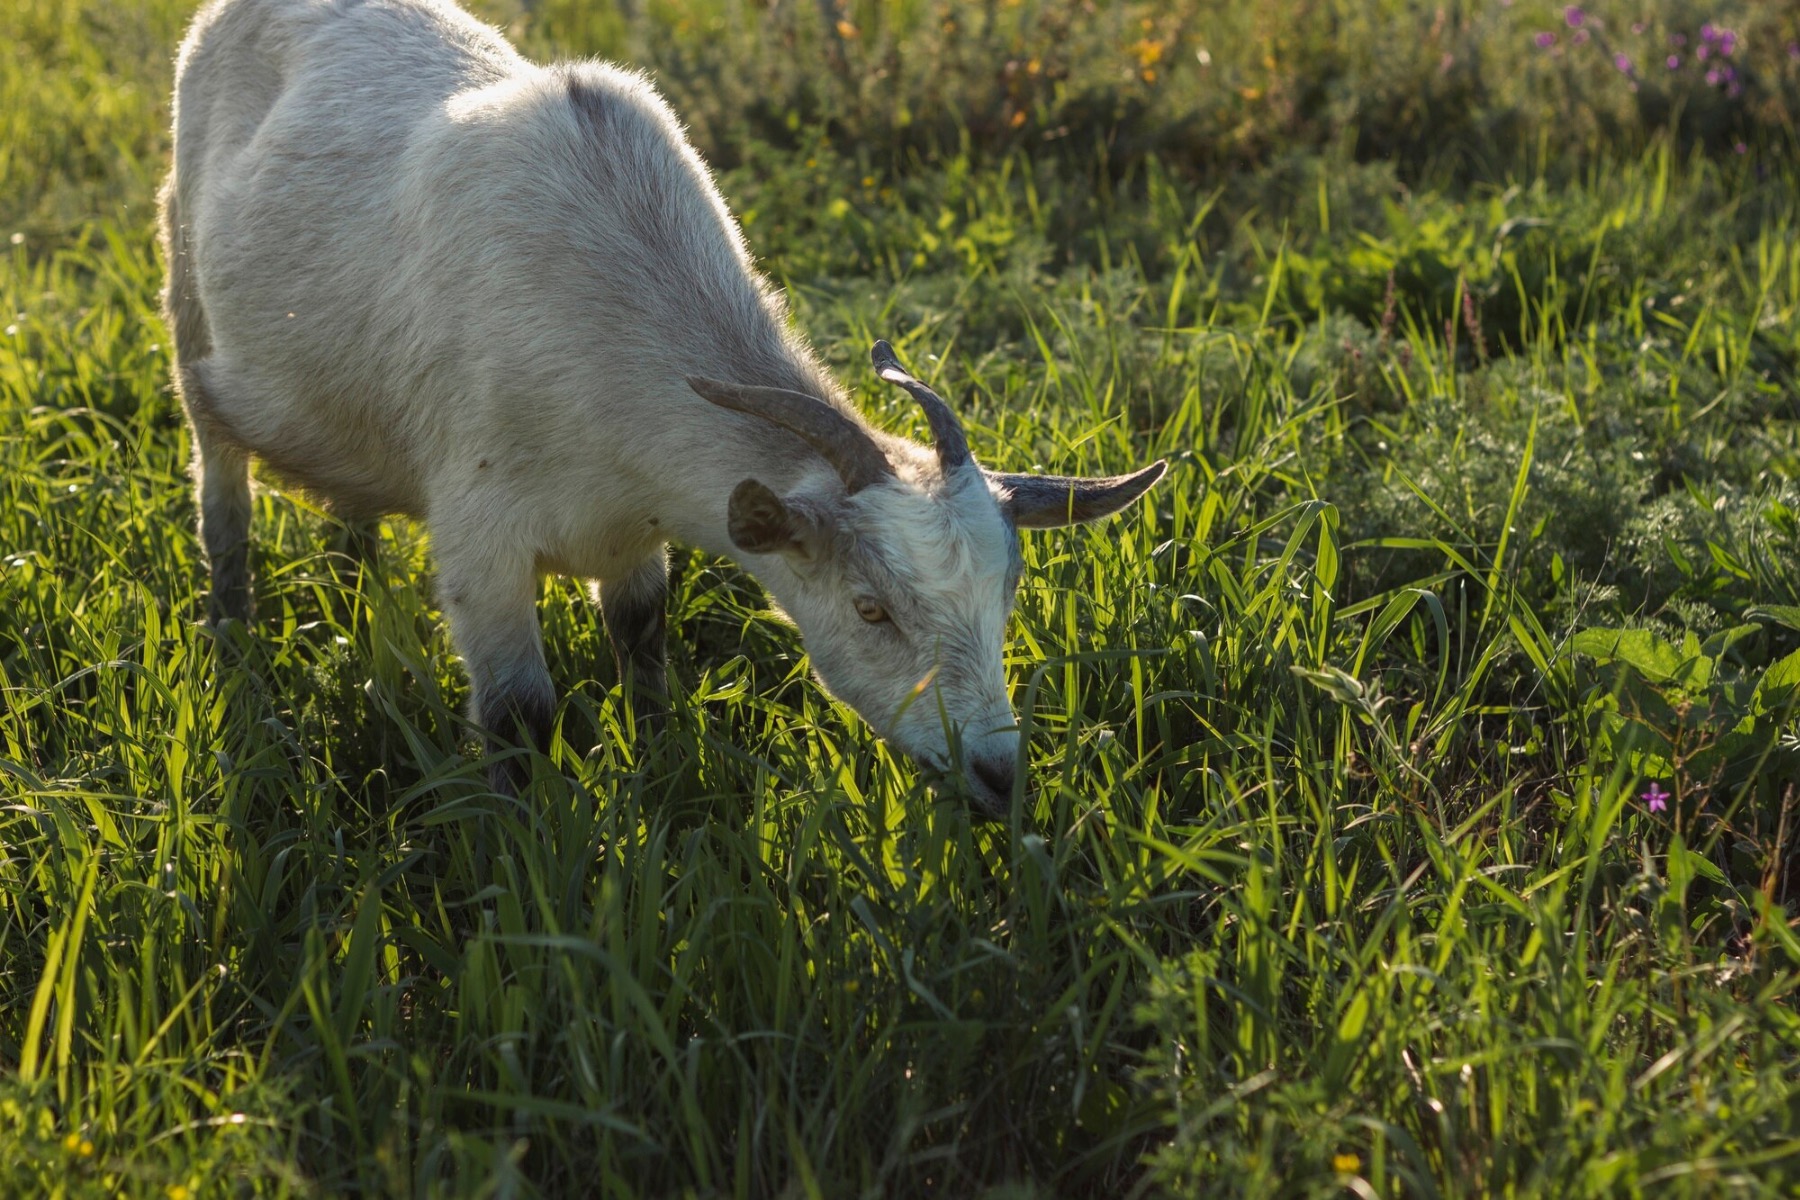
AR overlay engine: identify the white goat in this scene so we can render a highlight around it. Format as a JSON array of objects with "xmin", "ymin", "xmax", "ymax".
[{"xmin": 161, "ymin": 0, "xmax": 1165, "ymax": 814}]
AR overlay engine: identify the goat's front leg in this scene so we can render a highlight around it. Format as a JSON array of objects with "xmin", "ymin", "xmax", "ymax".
[
  {"xmin": 434, "ymin": 528, "xmax": 554, "ymax": 793},
  {"xmin": 598, "ymin": 550, "xmax": 669, "ymax": 731}
]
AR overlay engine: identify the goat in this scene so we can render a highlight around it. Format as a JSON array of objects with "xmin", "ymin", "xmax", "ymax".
[{"xmin": 160, "ymin": 0, "xmax": 1166, "ymax": 815}]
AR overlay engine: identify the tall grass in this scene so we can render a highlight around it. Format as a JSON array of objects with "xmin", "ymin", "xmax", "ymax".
[{"xmin": 3, "ymin": 0, "xmax": 1799, "ymax": 1196}]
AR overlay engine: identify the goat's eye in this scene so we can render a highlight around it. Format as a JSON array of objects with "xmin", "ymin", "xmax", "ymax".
[{"xmin": 854, "ymin": 597, "xmax": 890, "ymax": 624}]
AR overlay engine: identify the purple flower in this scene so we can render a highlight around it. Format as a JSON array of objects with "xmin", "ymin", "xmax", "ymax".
[
  {"xmin": 1735, "ymin": 141, "xmax": 1748, "ymax": 154},
  {"xmin": 1565, "ymin": 6, "xmax": 1585, "ymax": 28},
  {"xmin": 1788, "ymin": 42, "xmax": 1799, "ymax": 60},
  {"xmin": 1706, "ymin": 68, "xmax": 1720, "ymax": 85},
  {"xmin": 1719, "ymin": 32, "xmax": 1737, "ymax": 57},
  {"xmin": 1666, "ymin": 54, "xmax": 1681, "ymax": 69},
  {"xmin": 1670, "ymin": 33, "xmax": 1688, "ymax": 47},
  {"xmin": 1701, "ymin": 23, "xmax": 1716, "ymax": 41},
  {"xmin": 1534, "ymin": 31, "xmax": 1556, "ymax": 48},
  {"xmin": 1697, "ymin": 44, "xmax": 1710, "ymax": 61},
  {"xmin": 1643, "ymin": 783, "xmax": 1670, "ymax": 813},
  {"xmin": 1614, "ymin": 52, "xmax": 1633, "ymax": 73}
]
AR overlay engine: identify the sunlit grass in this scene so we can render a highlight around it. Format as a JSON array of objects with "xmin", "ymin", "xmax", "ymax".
[{"xmin": 4, "ymin": 0, "xmax": 1800, "ymax": 1196}]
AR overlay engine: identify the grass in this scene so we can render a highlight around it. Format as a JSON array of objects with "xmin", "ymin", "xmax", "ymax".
[{"xmin": 4, "ymin": 0, "xmax": 1800, "ymax": 1196}]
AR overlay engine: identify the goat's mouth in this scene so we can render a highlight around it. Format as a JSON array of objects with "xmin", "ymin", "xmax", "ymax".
[{"xmin": 915, "ymin": 755, "xmax": 1014, "ymax": 822}]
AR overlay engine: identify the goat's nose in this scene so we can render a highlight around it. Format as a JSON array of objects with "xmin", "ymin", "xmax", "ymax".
[{"xmin": 971, "ymin": 755, "xmax": 1014, "ymax": 800}]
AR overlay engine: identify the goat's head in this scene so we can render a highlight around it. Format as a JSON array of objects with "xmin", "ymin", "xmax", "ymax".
[{"xmin": 688, "ymin": 342, "xmax": 1165, "ymax": 817}]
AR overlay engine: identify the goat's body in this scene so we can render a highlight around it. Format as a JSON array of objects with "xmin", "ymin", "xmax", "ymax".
[
  {"xmin": 165, "ymin": 0, "xmax": 864, "ymax": 772},
  {"xmin": 167, "ymin": 0, "xmax": 836, "ymax": 565}
]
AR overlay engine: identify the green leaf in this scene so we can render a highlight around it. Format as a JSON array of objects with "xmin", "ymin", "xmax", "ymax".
[
  {"xmin": 1747, "ymin": 605, "xmax": 1800, "ymax": 634},
  {"xmin": 1665, "ymin": 833, "xmax": 1727, "ymax": 897},
  {"xmin": 1322, "ymin": 987, "xmax": 1373, "ymax": 1088},
  {"xmin": 1699, "ymin": 623, "xmax": 1760, "ymax": 663},
  {"xmin": 1336, "ymin": 988, "xmax": 1371, "ymax": 1043},
  {"xmin": 1077, "ymin": 1075, "xmax": 1132, "ymax": 1136},
  {"xmin": 1756, "ymin": 893, "xmax": 1800, "ymax": 967},
  {"xmin": 1754, "ymin": 649, "xmax": 1800, "ymax": 715},
  {"xmin": 1568, "ymin": 627, "xmax": 1686, "ymax": 684}
]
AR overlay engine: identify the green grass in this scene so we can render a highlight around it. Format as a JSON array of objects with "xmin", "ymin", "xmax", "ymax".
[{"xmin": 4, "ymin": 0, "xmax": 1800, "ymax": 1196}]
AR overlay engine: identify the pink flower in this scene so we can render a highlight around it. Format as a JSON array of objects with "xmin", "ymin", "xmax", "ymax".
[
  {"xmin": 1565, "ymin": 6, "xmax": 1585, "ymax": 28},
  {"xmin": 1614, "ymin": 52, "xmax": 1633, "ymax": 73},
  {"xmin": 1642, "ymin": 783, "xmax": 1670, "ymax": 813},
  {"xmin": 1666, "ymin": 54, "xmax": 1681, "ymax": 69},
  {"xmin": 1534, "ymin": 31, "xmax": 1557, "ymax": 49}
]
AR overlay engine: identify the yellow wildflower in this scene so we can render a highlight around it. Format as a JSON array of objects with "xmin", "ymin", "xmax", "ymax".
[{"xmin": 1130, "ymin": 38, "xmax": 1165, "ymax": 67}]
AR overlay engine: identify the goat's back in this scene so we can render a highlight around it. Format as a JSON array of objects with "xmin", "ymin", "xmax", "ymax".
[{"xmin": 167, "ymin": 0, "xmax": 823, "ymax": 520}]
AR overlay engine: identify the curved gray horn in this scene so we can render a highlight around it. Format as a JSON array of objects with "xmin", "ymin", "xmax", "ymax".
[
  {"xmin": 990, "ymin": 460, "xmax": 1168, "ymax": 529},
  {"xmin": 870, "ymin": 340, "xmax": 971, "ymax": 472},
  {"xmin": 687, "ymin": 377, "xmax": 895, "ymax": 494}
]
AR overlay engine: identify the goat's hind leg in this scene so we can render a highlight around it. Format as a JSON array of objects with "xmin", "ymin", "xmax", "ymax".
[
  {"xmin": 179, "ymin": 361, "xmax": 254, "ymax": 625},
  {"xmin": 163, "ymin": 183, "xmax": 252, "ymax": 626}
]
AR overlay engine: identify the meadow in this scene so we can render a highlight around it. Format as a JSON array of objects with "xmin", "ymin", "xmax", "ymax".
[{"xmin": 4, "ymin": 0, "xmax": 1800, "ymax": 1195}]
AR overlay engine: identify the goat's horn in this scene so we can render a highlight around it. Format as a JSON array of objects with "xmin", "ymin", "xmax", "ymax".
[
  {"xmin": 687, "ymin": 377, "xmax": 895, "ymax": 494},
  {"xmin": 988, "ymin": 460, "xmax": 1169, "ymax": 529},
  {"xmin": 870, "ymin": 340, "xmax": 971, "ymax": 472}
]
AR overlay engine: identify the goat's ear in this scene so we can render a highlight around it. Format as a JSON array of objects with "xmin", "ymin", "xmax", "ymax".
[
  {"xmin": 992, "ymin": 460, "xmax": 1168, "ymax": 529},
  {"xmin": 727, "ymin": 479, "xmax": 827, "ymax": 565}
]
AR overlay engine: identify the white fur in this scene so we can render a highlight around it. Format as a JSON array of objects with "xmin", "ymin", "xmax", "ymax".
[{"xmin": 161, "ymin": 0, "xmax": 1151, "ymax": 812}]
